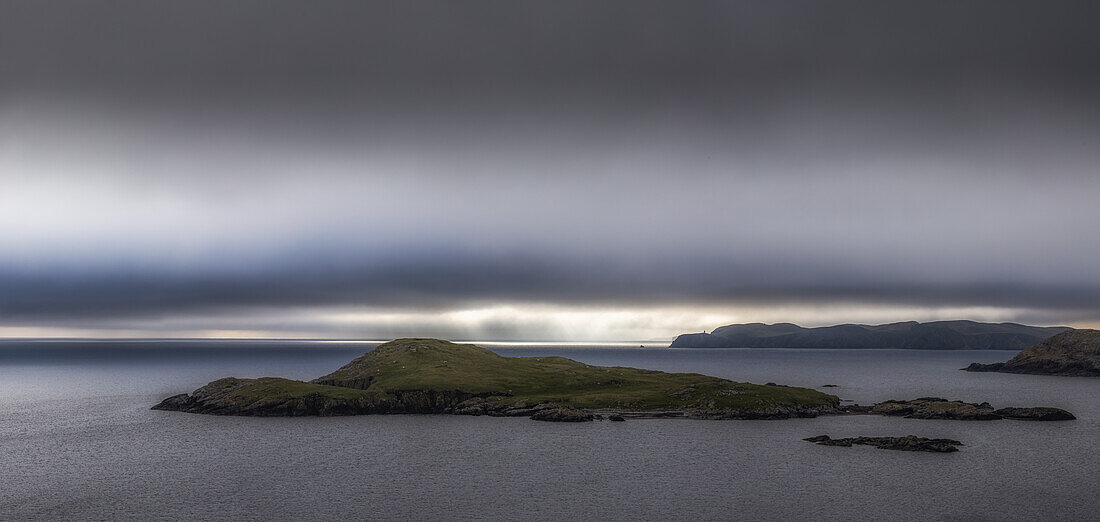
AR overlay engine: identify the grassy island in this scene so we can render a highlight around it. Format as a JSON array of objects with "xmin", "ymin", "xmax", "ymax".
[{"xmin": 154, "ymin": 338, "xmax": 839, "ymax": 419}]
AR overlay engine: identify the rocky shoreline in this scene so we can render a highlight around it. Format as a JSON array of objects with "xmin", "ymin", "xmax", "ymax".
[
  {"xmin": 155, "ymin": 388, "xmax": 1076, "ymax": 423},
  {"xmin": 444, "ymin": 397, "xmax": 842, "ymax": 422},
  {"xmin": 439, "ymin": 396, "xmax": 1075, "ymax": 422}
]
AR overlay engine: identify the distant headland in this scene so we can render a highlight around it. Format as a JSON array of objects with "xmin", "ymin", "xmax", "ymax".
[{"xmin": 670, "ymin": 320, "xmax": 1070, "ymax": 350}]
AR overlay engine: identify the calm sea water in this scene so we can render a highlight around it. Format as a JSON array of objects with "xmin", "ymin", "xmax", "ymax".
[{"xmin": 1, "ymin": 341, "xmax": 1098, "ymax": 521}]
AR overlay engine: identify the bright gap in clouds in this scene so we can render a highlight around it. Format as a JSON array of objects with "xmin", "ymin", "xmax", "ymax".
[{"xmin": 0, "ymin": 302, "xmax": 1071, "ymax": 342}]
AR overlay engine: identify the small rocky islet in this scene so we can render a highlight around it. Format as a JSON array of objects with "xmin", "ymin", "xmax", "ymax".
[
  {"xmin": 154, "ymin": 338, "xmax": 1074, "ymax": 426},
  {"xmin": 843, "ymin": 398, "xmax": 1076, "ymax": 421},
  {"xmin": 804, "ymin": 435, "xmax": 964, "ymax": 453}
]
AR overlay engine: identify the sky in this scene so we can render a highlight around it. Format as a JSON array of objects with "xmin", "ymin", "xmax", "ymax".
[{"xmin": 2, "ymin": 1, "xmax": 1099, "ymax": 340}]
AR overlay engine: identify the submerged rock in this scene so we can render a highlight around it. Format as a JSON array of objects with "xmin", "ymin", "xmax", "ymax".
[
  {"xmin": 804, "ymin": 435, "xmax": 963, "ymax": 453},
  {"xmin": 993, "ymin": 407, "xmax": 1076, "ymax": 421}
]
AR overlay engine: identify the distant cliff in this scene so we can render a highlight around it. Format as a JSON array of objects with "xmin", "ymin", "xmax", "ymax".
[
  {"xmin": 965, "ymin": 329, "xmax": 1100, "ymax": 376},
  {"xmin": 669, "ymin": 321, "xmax": 1070, "ymax": 349}
]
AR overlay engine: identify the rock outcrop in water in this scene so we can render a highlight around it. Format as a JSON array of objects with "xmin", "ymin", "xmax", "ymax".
[
  {"xmin": 871, "ymin": 398, "xmax": 1002, "ymax": 420},
  {"xmin": 804, "ymin": 435, "xmax": 963, "ymax": 453},
  {"xmin": 153, "ymin": 338, "xmax": 839, "ymax": 421},
  {"xmin": 992, "ymin": 407, "xmax": 1077, "ymax": 421},
  {"xmin": 846, "ymin": 398, "xmax": 1075, "ymax": 421},
  {"xmin": 964, "ymin": 329, "xmax": 1100, "ymax": 377},
  {"xmin": 671, "ymin": 321, "xmax": 1069, "ymax": 349}
]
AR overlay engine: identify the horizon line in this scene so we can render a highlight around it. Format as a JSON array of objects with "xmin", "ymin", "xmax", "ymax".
[{"xmin": 0, "ymin": 337, "xmax": 671, "ymax": 345}]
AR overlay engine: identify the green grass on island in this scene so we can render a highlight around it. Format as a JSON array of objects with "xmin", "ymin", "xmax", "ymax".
[
  {"xmin": 156, "ymin": 339, "xmax": 1076, "ymax": 420},
  {"xmin": 298, "ymin": 338, "xmax": 838, "ymax": 411},
  {"xmin": 159, "ymin": 338, "xmax": 838, "ymax": 415},
  {"xmin": 220, "ymin": 377, "xmax": 380, "ymax": 401}
]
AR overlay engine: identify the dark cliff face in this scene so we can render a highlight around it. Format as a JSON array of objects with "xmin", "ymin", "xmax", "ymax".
[
  {"xmin": 150, "ymin": 377, "xmax": 498, "ymax": 416},
  {"xmin": 150, "ymin": 378, "xmax": 397, "ymax": 416},
  {"xmin": 965, "ymin": 329, "xmax": 1100, "ymax": 376},
  {"xmin": 670, "ymin": 321, "xmax": 1070, "ymax": 349}
]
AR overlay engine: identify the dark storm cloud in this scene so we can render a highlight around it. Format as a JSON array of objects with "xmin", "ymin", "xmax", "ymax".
[
  {"xmin": 2, "ymin": 251, "xmax": 1099, "ymax": 321},
  {"xmin": 5, "ymin": 0, "xmax": 1099, "ymax": 96},
  {"xmin": 2, "ymin": 1, "xmax": 1100, "ymax": 332}
]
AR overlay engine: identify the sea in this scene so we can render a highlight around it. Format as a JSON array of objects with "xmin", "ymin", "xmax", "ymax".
[{"xmin": 1, "ymin": 340, "xmax": 1097, "ymax": 521}]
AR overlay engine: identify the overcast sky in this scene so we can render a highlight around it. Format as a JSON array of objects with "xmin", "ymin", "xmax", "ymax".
[{"xmin": 2, "ymin": 1, "xmax": 1099, "ymax": 340}]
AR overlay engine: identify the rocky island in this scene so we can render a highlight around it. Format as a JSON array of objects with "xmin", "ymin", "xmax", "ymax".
[
  {"xmin": 965, "ymin": 329, "xmax": 1100, "ymax": 376},
  {"xmin": 154, "ymin": 338, "xmax": 1075, "ymax": 423},
  {"xmin": 154, "ymin": 338, "xmax": 840, "ymax": 419},
  {"xmin": 671, "ymin": 321, "xmax": 1069, "ymax": 350},
  {"xmin": 804, "ymin": 435, "xmax": 963, "ymax": 453},
  {"xmin": 849, "ymin": 398, "xmax": 1075, "ymax": 421}
]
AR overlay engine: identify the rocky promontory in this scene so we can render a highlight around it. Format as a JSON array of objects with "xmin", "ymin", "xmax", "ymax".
[
  {"xmin": 965, "ymin": 329, "xmax": 1100, "ymax": 376},
  {"xmin": 151, "ymin": 377, "xmax": 392, "ymax": 416}
]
